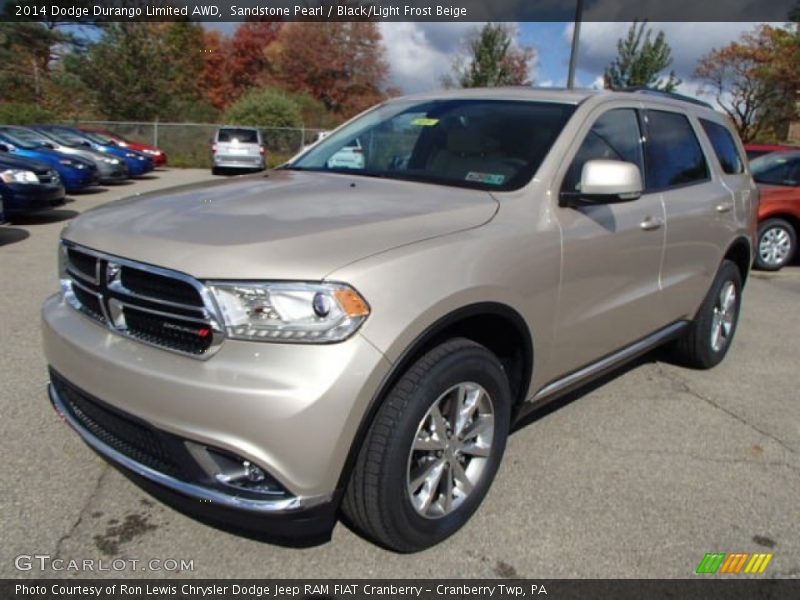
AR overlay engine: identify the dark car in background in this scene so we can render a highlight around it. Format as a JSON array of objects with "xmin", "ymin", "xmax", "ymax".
[
  {"xmin": 0, "ymin": 131, "xmax": 98, "ymax": 193},
  {"xmin": 32, "ymin": 126, "xmax": 153, "ymax": 177},
  {"xmin": 0, "ymin": 153, "xmax": 65, "ymax": 218},
  {"xmin": 4, "ymin": 126, "xmax": 129, "ymax": 184},
  {"xmin": 82, "ymin": 128, "xmax": 167, "ymax": 167}
]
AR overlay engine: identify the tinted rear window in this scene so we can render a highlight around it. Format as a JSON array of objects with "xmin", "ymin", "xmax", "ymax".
[
  {"xmin": 700, "ymin": 119, "xmax": 744, "ymax": 174},
  {"xmin": 644, "ymin": 110, "xmax": 709, "ymax": 190},
  {"xmin": 217, "ymin": 129, "xmax": 259, "ymax": 143}
]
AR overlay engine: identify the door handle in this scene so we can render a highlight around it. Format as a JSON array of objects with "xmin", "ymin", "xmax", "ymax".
[
  {"xmin": 640, "ymin": 216, "xmax": 663, "ymax": 231},
  {"xmin": 716, "ymin": 203, "xmax": 733, "ymax": 213}
]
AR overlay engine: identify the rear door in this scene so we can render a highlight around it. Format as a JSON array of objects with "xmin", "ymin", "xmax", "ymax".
[
  {"xmin": 647, "ymin": 109, "xmax": 740, "ymax": 321},
  {"xmin": 216, "ymin": 128, "xmax": 261, "ymax": 160},
  {"xmin": 552, "ymin": 106, "xmax": 667, "ymax": 374}
]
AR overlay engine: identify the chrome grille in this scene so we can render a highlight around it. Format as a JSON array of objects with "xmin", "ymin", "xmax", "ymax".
[{"xmin": 61, "ymin": 242, "xmax": 223, "ymax": 358}]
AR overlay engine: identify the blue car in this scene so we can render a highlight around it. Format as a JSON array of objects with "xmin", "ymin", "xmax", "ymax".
[
  {"xmin": 0, "ymin": 153, "xmax": 66, "ymax": 218},
  {"xmin": 0, "ymin": 131, "xmax": 98, "ymax": 193},
  {"xmin": 34, "ymin": 126, "xmax": 154, "ymax": 177}
]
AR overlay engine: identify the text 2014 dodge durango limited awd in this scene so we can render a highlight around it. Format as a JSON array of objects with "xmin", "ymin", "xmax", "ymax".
[{"xmin": 43, "ymin": 89, "xmax": 757, "ymax": 552}]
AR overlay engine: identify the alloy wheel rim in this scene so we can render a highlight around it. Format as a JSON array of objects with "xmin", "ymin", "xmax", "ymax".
[
  {"xmin": 759, "ymin": 227, "xmax": 791, "ymax": 266},
  {"xmin": 710, "ymin": 280, "xmax": 737, "ymax": 353},
  {"xmin": 406, "ymin": 382, "xmax": 494, "ymax": 519}
]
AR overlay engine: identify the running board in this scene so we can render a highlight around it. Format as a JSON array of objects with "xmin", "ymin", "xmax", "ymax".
[{"xmin": 531, "ymin": 321, "xmax": 689, "ymax": 403}]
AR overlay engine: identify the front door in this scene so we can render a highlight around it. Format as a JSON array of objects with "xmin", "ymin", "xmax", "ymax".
[{"xmin": 552, "ymin": 107, "xmax": 666, "ymax": 375}]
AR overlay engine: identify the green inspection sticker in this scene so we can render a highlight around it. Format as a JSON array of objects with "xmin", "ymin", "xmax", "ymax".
[
  {"xmin": 411, "ymin": 117, "xmax": 440, "ymax": 126},
  {"xmin": 465, "ymin": 171, "xmax": 506, "ymax": 185}
]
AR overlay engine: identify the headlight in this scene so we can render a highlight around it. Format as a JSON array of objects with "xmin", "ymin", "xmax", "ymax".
[
  {"xmin": 125, "ymin": 152, "xmax": 136, "ymax": 158},
  {"xmin": 103, "ymin": 157, "xmax": 120, "ymax": 165},
  {"xmin": 208, "ymin": 282, "xmax": 370, "ymax": 343},
  {"xmin": 0, "ymin": 169, "xmax": 38, "ymax": 184},
  {"xmin": 143, "ymin": 149, "xmax": 160, "ymax": 156}
]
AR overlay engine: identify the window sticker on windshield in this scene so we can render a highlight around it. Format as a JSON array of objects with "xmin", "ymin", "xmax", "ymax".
[
  {"xmin": 411, "ymin": 118, "xmax": 439, "ymax": 127},
  {"xmin": 466, "ymin": 172, "xmax": 506, "ymax": 185}
]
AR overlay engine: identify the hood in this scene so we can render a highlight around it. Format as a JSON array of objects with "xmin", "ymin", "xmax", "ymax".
[
  {"xmin": 0, "ymin": 153, "xmax": 51, "ymax": 171},
  {"xmin": 63, "ymin": 169, "xmax": 499, "ymax": 280}
]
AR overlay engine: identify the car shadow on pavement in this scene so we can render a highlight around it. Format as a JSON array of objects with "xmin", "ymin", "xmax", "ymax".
[
  {"xmin": 71, "ymin": 187, "xmax": 109, "ymax": 195},
  {"xmin": 0, "ymin": 227, "xmax": 30, "ymax": 246},
  {"xmin": 134, "ymin": 175, "xmax": 159, "ymax": 181},
  {"xmin": 9, "ymin": 209, "xmax": 79, "ymax": 226}
]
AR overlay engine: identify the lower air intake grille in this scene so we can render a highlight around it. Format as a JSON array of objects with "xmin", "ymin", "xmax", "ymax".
[{"xmin": 51, "ymin": 372, "xmax": 185, "ymax": 479}]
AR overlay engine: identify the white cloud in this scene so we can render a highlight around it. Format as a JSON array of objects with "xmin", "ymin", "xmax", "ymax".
[
  {"xmin": 379, "ymin": 22, "xmax": 538, "ymax": 94},
  {"xmin": 563, "ymin": 21, "xmax": 776, "ymax": 98},
  {"xmin": 379, "ymin": 22, "xmax": 478, "ymax": 94}
]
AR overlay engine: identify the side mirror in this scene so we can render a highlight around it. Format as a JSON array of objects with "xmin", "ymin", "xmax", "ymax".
[{"xmin": 561, "ymin": 160, "xmax": 643, "ymax": 206}]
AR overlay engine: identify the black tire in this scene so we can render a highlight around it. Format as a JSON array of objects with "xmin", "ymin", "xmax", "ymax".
[
  {"xmin": 755, "ymin": 218, "xmax": 796, "ymax": 271},
  {"xmin": 342, "ymin": 338, "xmax": 512, "ymax": 552},
  {"xmin": 211, "ymin": 167, "xmax": 223, "ymax": 176},
  {"xmin": 671, "ymin": 260, "xmax": 742, "ymax": 369}
]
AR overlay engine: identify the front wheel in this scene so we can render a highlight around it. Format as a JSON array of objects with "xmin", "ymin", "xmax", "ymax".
[
  {"xmin": 755, "ymin": 218, "xmax": 796, "ymax": 271},
  {"xmin": 671, "ymin": 260, "xmax": 742, "ymax": 369},
  {"xmin": 342, "ymin": 338, "xmax": 511, "ymax": 552}
]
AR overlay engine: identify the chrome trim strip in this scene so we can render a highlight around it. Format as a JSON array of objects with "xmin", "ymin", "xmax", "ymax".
[
  {"xmin": 49, "ymin": 382, "xmax": 331, "ymax": 513},
  {"xmin": 117, "ymin": 300, "xmax": 211, "ymax": 325},
  {"xmin": 66, "ymin": 265, "xmax": 98, "ymax": 286},
  {"xmin": 108, "ymin": 279, "xmax": 211, "ymax": 314},
  {"xmin": 532, "ymin": 321, "xmax": 689, "ymax": 402}
]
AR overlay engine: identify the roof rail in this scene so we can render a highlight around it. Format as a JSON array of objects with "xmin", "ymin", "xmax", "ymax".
[{"xmin": 619, "ymin": 87, "xmax": 714, "ymax": 109}]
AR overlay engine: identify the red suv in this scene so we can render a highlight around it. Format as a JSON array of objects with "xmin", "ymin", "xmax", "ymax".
[
  {"xmin": 81, "ymin": 129, "xmax": 167, "ymax": 167},
  {"xmin": 751, "ymin": 151, "xmax": 800, "ymax": 270}
]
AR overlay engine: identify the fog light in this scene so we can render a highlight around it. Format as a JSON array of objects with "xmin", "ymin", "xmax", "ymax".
[{"xmin": 243, "ymin": 461, "xmax": 265, "ymax": 482}]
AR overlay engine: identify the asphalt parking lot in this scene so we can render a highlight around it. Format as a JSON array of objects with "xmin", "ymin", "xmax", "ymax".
[{"xmin": 1, "ymin": 169, "xmax": 798, "ymax": 579}]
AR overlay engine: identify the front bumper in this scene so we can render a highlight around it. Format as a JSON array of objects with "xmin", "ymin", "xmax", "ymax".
[
  {"xmin": 97, "ymin": 162, "xmax": 129, "ymax": 183},
  {"xmin": 3, "ymin": 184, "xmax": 65, "ymax": 215},
  {"xmin": 213, "ymin": 155, "xmax": 266, "ymax": 170},
  {"xmin": 42, "ymin": 294, "xmax": 390, "ymax": 516}
]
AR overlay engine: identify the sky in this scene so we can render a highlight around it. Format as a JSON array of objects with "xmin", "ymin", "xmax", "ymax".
[{"xmin": 377, "ymin": 21, "xmax": 773, "ymax": 98}]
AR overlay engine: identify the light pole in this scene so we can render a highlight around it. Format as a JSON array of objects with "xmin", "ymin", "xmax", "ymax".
[{"xmin": 567, "ymin": 0, "xmax": 584, "ymax": 89}]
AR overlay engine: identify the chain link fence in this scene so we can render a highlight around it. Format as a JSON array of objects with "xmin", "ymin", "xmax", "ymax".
[{"xmin": 68, "ymin": 121, "xmax": 330, "ymax": 168}]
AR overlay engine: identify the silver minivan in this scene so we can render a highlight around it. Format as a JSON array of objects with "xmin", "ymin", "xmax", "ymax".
[{"xmin": 212, "ymin": 126, "xmax": 266, "ymax": 174}]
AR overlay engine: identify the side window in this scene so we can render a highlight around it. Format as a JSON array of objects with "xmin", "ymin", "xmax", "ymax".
[
  {"xmin": 644, "ymin": 110, "xmax": 709, "ymax": 189},
  {"xmin": 700, "ymin": 119, "xmax": 744, "ymax": 174},
  {"xmin": 561, "ymin": 108, "xmax": 644, "ymax": 193}
]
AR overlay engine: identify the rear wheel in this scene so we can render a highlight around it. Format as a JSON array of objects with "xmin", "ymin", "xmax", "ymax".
[
  {"xmin": 755, "ymin": 218, "xmax": 796, "ymax": 271},
  {"xmin": 342, "ymin": 338, "xmax": 511, "ymax": 552},
  {"xmin": 671, "ymin": 260, "xmax": 742, "ymax": 369}
]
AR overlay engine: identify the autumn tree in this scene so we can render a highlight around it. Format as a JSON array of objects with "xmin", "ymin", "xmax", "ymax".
[
  {"xmin": 694, "ymin": 24, "xmax": 799, "ymax": 142},
  {"xmin": 70, "ymin": 22, "xmax": 214, "ymax": 121},
  {"xmin": 267, "ymin": 22, "xmax": 390, "ymax": 116},
  {"xmin": 444, "ymin": 23, "xmax": 535, "ymax": 88},
  {"xmin": 604, "ymin": 20, "xmax": 680, "ymax": 92}
]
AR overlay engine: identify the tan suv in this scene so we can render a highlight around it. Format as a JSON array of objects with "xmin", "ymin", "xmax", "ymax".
[{"xmin": 43, "ymin": 88, "xmax": 757, "ymax": 552}]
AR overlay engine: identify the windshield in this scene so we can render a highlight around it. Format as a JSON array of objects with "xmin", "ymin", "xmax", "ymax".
[
  {"xmin": 79, "ymin": 130, "xmax": 115, "ymax": 145},
  {"xmin": 0, "ymin": 129, "xmax": 43, "ymax": 150},
  {"xmin": 33, "ymin": 129, "xmax": 76, "ymax": 147},
  {"xmin": 750, "ymin": 152, "xmax": 800, "ymax": 186},
  {"xmin": 43, "ymin": 128, "xmax": 92, "ymax": 146},
  {"xmin": 0, "ymin": 127, "xmax": 54, "ymax": 149},
  {"xmin": 217, "ymin": 128, "xmax": 259, "ymax": 143},
  {"xmin": 289, "ymin": 99, "xmax": 575, "ymax": 191}
]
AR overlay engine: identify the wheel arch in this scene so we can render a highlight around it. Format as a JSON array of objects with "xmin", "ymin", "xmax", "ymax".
[
  {"xmin": 334, "ymin": 302, "xmax": 533, "ymax": 496},
  {"xmin": 723, "ymin": 236, "xmax": 753, "ymax": 285}
]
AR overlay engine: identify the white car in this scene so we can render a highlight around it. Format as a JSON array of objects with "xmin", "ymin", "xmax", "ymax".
[{"xmin": 326, "ymin": 138, "xmax": 365, "ymax": 170}]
